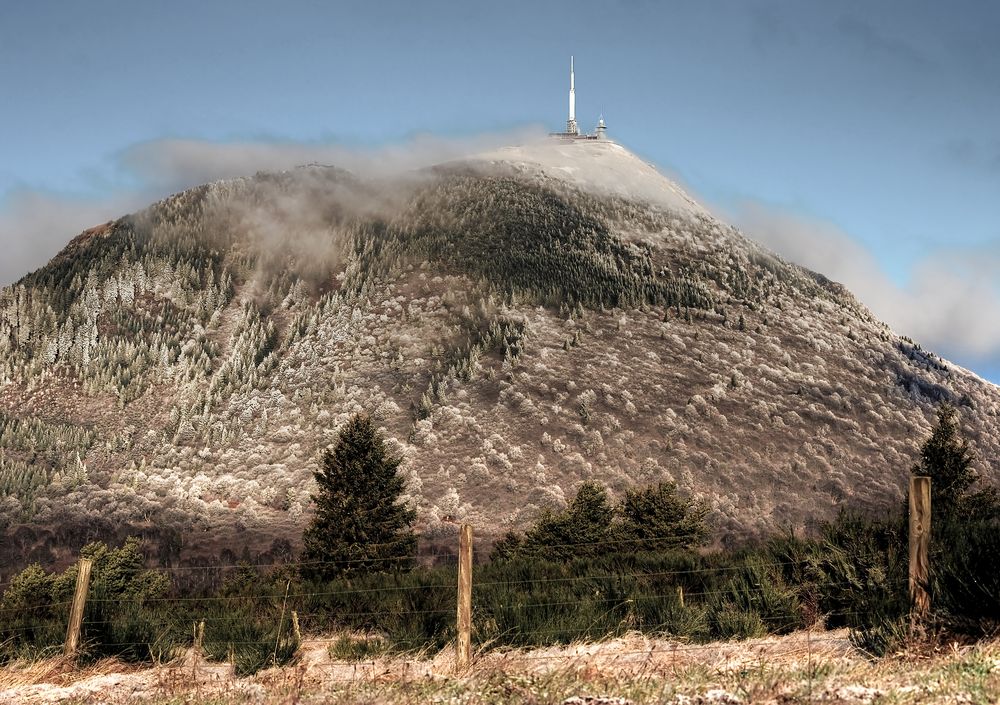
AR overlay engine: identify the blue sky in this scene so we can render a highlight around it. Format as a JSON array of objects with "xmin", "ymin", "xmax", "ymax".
[{"xmin": 1, "ymin": 0, "xmax": 998, "ymax": 382}]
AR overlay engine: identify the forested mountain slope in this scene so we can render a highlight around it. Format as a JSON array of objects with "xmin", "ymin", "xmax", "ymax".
[{"xmin": 1, "ymin": 139, "xmax": 998, "ymax": 567}]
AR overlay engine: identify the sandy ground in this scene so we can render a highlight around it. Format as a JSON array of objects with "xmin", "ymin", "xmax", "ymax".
[{"xmin": 1, "ymin": 630, "xmax": 998, "ymax": 704}]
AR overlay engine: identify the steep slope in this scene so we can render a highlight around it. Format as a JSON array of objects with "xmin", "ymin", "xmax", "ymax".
[{"xmin": 1, "ymin": 139, "xmax": 998, "ymax": 568}]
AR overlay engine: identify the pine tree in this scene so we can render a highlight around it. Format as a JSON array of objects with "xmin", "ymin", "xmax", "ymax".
[
  {"xmin": 511, "ymin": 481, "xmax": 614, "ymax": 561},
  {"xmin": 616, "ymin": 481, "xmax": 709, "ymax": 552},
  {"xmin": 912, "ymin": 403, "xmax": 999, "ymax": 523},
  {"xmin": 301, "ymin": 413, "xmax": 416, "ymax": 581}
]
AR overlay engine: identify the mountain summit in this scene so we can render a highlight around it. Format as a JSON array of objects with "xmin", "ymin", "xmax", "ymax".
[
  {"xmin": 1, "ymin": 139, "xmax": 998, "ymax": 564},
  {"xmin": 471, "ymin": 140, "xmax": 707, "ymax": 217}
]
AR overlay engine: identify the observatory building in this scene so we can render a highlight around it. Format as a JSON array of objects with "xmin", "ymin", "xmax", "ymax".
[{"xmin": 551, "ymin": 56, "xmax": 607, "ymax": 141}]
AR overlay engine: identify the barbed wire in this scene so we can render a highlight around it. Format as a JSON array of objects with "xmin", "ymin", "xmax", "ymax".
[
  {"xmin": 0, "ymin": 526, "xmax": 915, "ymax": 666},
  {"xmin": 0, "ymin": 567, "xmax": 909, "ymax": 614},
  {"xmin": 74, "ymin": 527, "xmax": 880, "ymax": 575},
  {"xmin": 0, "ymin": 573, "xmax": 910, "ymax": 636},
  {"xmin": 0, "ymin": 596, "xmax": 898, "ymax": 639},
  {"xmin": 140, "ymin": 550, "xmax": 734, "ymax": 576},
  {"xmin": 0, "ymin": 599, "xmax": 74, "ymax": 617},
  {"xmin": 3, "ymin": 555, "xmax": 823, "ymax": 610},
  {"xmin": 473, "ymin": 558, "xmax": 815, "ymax": 588},
  {"xmin": 64, "ymin": 589, "xmax": 906, "ymax": 635}
]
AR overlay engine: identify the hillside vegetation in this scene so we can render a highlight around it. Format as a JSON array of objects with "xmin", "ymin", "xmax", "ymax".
[{"xmin": 1, "ymin": 140, "xmax": 998, "ymax": 569}]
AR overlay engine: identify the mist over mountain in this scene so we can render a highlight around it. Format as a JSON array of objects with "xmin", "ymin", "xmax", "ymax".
[{"xmin": 2, "ymin": 138, "xmax": 998, "ymax": 568}]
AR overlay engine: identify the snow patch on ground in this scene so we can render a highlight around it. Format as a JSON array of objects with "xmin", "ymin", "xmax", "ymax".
[{"xmin": 471, "ymin": 139, "xmax": 708, "ymax": 218}]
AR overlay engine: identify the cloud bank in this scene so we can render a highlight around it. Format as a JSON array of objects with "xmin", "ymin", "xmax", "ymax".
[
  {"xmin": 118, "ymin": 129, "xmax": 545, "ymax": 193},
  {"xmin": 0, "ymin": 189, "xmax": 150, "ymax": 286},
  {"xmin": 733, "ymin": 201, "xmax": 1000, "ymax": 371},
  {"xmin": 0, "ymin": 128, "xmax": 544, "ymax": 286}
]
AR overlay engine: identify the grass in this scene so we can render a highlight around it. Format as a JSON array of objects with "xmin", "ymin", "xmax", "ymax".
[
  {"xmin": 329, "ymin": 634, "xmax": 390, "ymax": 661},
  {"xmin": 3, "ymin": 631, "xmax": 999, "ymax": 704}
]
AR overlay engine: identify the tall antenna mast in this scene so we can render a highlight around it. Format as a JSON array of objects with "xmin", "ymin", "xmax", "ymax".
[{"xmin": 567, "ymin": 56, "xmax": 578, "ymax": 135}]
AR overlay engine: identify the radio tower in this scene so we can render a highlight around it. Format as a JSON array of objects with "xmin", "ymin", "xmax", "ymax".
[{"xmin": 566, "ymin": 56, "xmax": 578, "ymax": 136}]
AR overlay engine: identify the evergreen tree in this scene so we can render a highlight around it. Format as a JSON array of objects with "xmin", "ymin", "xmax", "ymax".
[
  {"xmin": 489, "ymin": 529, "xmax": 524, "ymax": 562},
  {"xmin": 506, "ymin": 481, "xmax": 614, "ymax": 561},
  {"xmin": 616, "ymin": 481, "xmax": 709, "ymax": 552},
  {"xmin": 912, "ymin": 403, "xmax": 999, "ymax": 523},
  {"xmin": 301, "ymin": 414, "xmax": 416, "ymax": 581}
]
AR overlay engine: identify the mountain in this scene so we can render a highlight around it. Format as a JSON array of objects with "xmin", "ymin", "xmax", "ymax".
[{"xmin": 1, "ymin": 138, "xmax": 998, "ymax": 567}]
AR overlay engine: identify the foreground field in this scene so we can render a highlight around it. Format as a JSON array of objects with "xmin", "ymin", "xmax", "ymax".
[{"xmin": 2, "ymin": 630, "xmax": 998, "ymax": 704}]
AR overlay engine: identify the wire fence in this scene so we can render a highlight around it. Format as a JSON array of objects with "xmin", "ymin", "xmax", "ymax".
[
  {"xmin": 0, "ymin": 480, "xmax": 966, "ymax": 702},
  {"xmin": 0, "ymin": 546, "xmax": 878, "ymax": 611},
  {"xmin": 0, "ymin": 536, "xmax": 908, "ymax": 665}
]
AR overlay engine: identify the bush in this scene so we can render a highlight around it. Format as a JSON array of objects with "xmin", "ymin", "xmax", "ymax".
[
  {"xmin": 709, "ymin": 607, "xmax": 767, "ymax": 640},
  {"xmin": 298, "ymin": 567, "xmax": 454, "ymax": 653},
  {"xmin": 630, "ymin": 588, "xmax": 709, "ymax": 639},
  {"xmin": 931, "ymin": 516, "xmax": 1000, "ymax": 635},
  {"xmin": 329, "ymin": 634, "xmax": 389, "ymax": 661},
  {"xmin": 0, "ymin": 562, "xmax": 65, "ymax": 661},
  {"xmin": 707, "ymin": 557, "xmax": 802, "ymax": 639},
  {"xmin": 510, "ymin": 482, "xmax": 614, "ymax": 561},
  {"xmin": 495, "ymin": 480, "xmax": 708, "ymax": 562},
  {"xmin": 91, "ymin": 602, "xmax": 187, "ymax": 664},
  {"xmin": 0, "ymin": 563, "xmax": 60, "ymax": 652},
  {"xmin": 202, "ymin": 610, "xmax": 299, "ymax": 676},
  {"xmin": 815, "ymin": 512, "xmax": 907, "ymax": 631},
  {"xmin": 0, "ymin": 539, "xmax": 181, "ymax": 664},
  {"xmin": 617, "ymin": 481, "xmax": 709, "ymax": 552},
  {"xmin": 849, "ymin": 614, "xmax": 910, "ymax": 657}
]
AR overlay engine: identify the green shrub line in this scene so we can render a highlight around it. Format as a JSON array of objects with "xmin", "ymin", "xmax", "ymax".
[{"xmin": 2, "ymin": 508, "xmax": 997, "ymax": 672}]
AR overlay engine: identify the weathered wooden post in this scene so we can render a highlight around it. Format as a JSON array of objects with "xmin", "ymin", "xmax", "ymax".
[
  {"xmin": 456, "ymin": 523, "xmax": 473, "ymax": 671},
  {"xmin": 193, "ymin": 620, "xmax": 205, "ymax": 679},
  {"xmin": 273, "ymin": 580, "xmax": 291, "ymax": 664},
  {"xmin": 64, "ymin": 557, "xmax": 93, "ymax": 657},
  {"xmin": 909, "ymin": 476, "xmax": 931, "ymax": 630}
]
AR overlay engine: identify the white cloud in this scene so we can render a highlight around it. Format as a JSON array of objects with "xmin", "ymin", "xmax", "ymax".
[
  {"xmin": 116, "ymin": 129, "xmax": 545, "ymax": 192},
  {"xmin": 731, "ymin": 200, "xmax": 1000, "ymax": 364},
  {"xmin": 0, "ymin": 128, "xmax": 545, "ymax": 286},
  {"xmin": 0, "ymin": 189, "xmax": 148, "ymax": 285}
]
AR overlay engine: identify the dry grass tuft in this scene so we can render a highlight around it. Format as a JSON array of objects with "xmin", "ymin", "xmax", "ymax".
[
  {"xmin": 0, "ymin": 655, "xmax": 143, "ymax": 689},
  {"xmin": 3, "ymin": 630, "xmax": 999, "ymax": 703}
]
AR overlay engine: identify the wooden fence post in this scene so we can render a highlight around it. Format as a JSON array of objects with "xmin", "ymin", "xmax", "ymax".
[
  {"xmin": 909, "ymin": 476, "xmax": 931, "ymax": 630},
  {"xmin": 192, "ymin": 621, "xmax": 205, "ymax": 679},
  {"xmin": 456, "ymin": 523, "xmax": 473, "ymax": 672},
  {"xmin": 273, "ymin": 580, "xmax": 291, "ymax": 665},
  {"xmin": 64, "ymin": 557, "xmax": 93, "ymax": 657}
]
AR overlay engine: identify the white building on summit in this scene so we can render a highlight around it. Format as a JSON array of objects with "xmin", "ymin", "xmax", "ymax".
[{"xmin": 551, "ymin": 56, "xmax": 607, "ymax": 140}]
